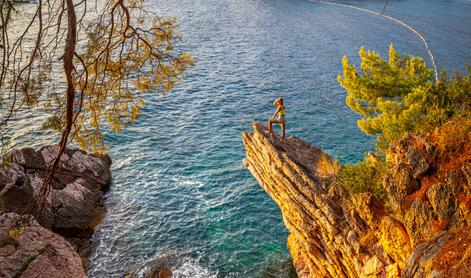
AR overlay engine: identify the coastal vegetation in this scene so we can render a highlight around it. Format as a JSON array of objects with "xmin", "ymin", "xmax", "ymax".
[
  {"xmin": 339, "ymin": 44, "xmax": 470, "ymax": 149},
  {"xmin": 337, "ymin": 155, "xmax": 388, "ymax": 201},
  {"xmin": 0, "ymin": 0, "xmax": 192, "ymax": 155},
  {"xmin": 337, "ymin": 45, "xmax": 470, "ymax": 201},
  {"xmin": 0, "ymin": 0, "xmax": 192, "ymax": 211}
]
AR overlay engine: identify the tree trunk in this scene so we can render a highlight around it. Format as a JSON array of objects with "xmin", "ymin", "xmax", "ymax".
[
  {"xmin": 37, "ymin": 0, "xmax": 77, "ymax": 211},
  {"xmin": 61, "ymin": 0, "xmax": 77, "ymax": 146}
]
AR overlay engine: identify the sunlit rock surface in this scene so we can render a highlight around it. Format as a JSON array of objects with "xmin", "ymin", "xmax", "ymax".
[
  {"xmin": 242, "ymin": 122, "xmax": 470, "ymax": 278},
  {"xmin": 0, "ymin": 145, "xmax": 112, "ymax": 275}
]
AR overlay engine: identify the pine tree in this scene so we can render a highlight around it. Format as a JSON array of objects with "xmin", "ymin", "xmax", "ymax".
[{"xmin": 338, "ymin": 44, "xmax": 470, "ymax": 149}]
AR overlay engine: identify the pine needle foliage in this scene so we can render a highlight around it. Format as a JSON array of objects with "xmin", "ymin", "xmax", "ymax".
[
  {"xmin": 336, "ymin": 44, "xmax": 470, "ymax": 201},
  {"xmin": 338, "ymin": 44, "xmax": 470, "ymax": 150}
]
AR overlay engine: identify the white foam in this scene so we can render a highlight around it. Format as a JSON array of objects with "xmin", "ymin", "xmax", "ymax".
[
  {"xmin": 171, "ymin": 258, "xmax": 217, "ymax": 278},
  {"xmin": 128, "ymin": 254, "xmax": 217, "ymax": 278}
]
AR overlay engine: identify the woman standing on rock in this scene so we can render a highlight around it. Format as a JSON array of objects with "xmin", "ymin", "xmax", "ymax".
[{"xmin": 268, "ymin": 97, "xmax": 286, "ymax": 143}]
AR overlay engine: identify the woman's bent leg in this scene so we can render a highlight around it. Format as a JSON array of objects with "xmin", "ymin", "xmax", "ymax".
[{"xmin": 269, "ymin": 118, "xmax": 281, "ymax": 133}]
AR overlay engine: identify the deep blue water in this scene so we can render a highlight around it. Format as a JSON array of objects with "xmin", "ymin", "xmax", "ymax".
[{"xmin": 6, "ymin": 0, "xmax": 471, "ymax": 277}]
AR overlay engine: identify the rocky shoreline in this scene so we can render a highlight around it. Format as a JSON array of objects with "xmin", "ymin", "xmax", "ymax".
[
  {"xmin": 0, "ymin": 145, "xmax": 112, "ymax": 277},
  {"xmin": 243, "ymin": 122, "xmax": 471, "ymax": 277}
]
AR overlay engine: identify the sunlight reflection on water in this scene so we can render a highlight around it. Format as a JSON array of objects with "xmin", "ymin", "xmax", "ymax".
[{"xmin": 5, "ymin": 0, "xmax": 471, "ymax": 277}]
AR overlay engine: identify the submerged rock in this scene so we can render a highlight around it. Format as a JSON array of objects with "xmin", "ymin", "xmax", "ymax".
[
  {"xmin": 0, "ymin": 145, "xmax": 112, "ymax": 275},
  {"xmin": 126, "ymin": 253, "xmax": 216, "ymax": 278},
  {"xmin": 242, "ymin": 122, "xmax": 471, "ymax": 278}
]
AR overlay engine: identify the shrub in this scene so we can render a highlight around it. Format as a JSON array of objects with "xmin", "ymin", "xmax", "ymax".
[{"xmin": 337, "ymin": 154, "xmax": 387, "ymax": 201}]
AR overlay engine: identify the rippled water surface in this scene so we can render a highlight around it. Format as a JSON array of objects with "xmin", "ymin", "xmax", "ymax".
[{"xmin": 7, "ymin": 0, "xmax": 471, "ymax": 277}]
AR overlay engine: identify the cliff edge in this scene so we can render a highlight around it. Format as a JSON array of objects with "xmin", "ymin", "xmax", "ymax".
[{"xmin": 242, "ymin": 122, "xmax": 470, "ymax": 278}]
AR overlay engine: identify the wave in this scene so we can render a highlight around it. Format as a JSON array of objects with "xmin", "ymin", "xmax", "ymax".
[{"xmin": 127, "ymin": 252, "xmax": 217, "ymax": 278}]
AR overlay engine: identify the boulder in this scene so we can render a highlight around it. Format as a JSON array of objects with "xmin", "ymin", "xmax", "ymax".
[
  {"xmin": 0, "ymin": 145, "xmax": 112, "ymax": 273},
  {"xmin": 6, "ymin": 145, "xmax": 111, "ymax": 186},
  {"xmin": 0, "ymin": 163, "xmax": 36, "ymax": 214},
  {"xmin": 0, "ymin": 212, "xmax": 86, "ymax": 278},
  {"xmin": 1, "ymin": 145, "xmax": 111, "ymax": 231},
  {"xmin": 383, "ymin": 134, "xmax": 436, "ymax": 215}
]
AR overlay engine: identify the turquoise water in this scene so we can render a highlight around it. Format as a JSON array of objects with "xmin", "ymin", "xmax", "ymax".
[
  {"xmin": 89, "ymin": 0, "xmax": 471, "ymax": 277},
  {"xmin": 86, "ymin": 1, "xmax": 471, "ymax": 277},
  {"xmin": 6, "ymin": 0, "xmax": 471, "ymax": 277}
]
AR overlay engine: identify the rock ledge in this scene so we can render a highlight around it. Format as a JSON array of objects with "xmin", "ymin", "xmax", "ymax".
[{"xmin": 243, "ymin": 122, "xmax": 471, "ymax": 278}]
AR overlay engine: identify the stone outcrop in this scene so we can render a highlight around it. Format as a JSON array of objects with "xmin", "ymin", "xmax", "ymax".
[
  {"xmin": 0, "ymin": 145, "xmax": 112, "ymax": 276},
  {"xmin": 0, "ymin": 213, "xmax": 86, "ymax": 278},
  {"xmin": 242, "ymin": 122, "xmax": 471, "ymax": 278}
]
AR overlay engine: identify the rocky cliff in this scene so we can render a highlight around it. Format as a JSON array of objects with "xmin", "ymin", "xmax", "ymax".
[
  {"xmin": 242, "ymin": 122, "xmax": 470, "ymax": 278},
  {"xmin": 0, "ymin": 146, "xmax": 112, "ymax": 277},
  {"xmin": 0, "ymin": 213, "xmax": 86, "ymax": 278}
]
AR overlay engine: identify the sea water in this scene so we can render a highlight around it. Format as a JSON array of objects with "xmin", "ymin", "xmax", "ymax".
[{"xmin": 6, "ymin": 0, "xmax": 471, "ymax": 277}]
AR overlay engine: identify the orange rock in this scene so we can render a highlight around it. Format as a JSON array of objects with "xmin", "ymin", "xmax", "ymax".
[{"xmin": 243, "ymin": 122, "xmax": 471, "ymax": 278}]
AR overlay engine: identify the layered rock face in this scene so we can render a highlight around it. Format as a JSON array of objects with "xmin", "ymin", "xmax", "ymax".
[
  {"xmin": 242, "ymin": 122, "xmax": 470, "ymax": 278},
  {"xmin": 0, "ymin": 145, "xmax": 112, "ymax": 276}
]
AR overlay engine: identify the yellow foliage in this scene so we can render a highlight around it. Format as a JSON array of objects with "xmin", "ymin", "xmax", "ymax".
[
  {"xmin": 8, "ymin": 227, "xmax": 24, "ymax": 242},
  {"xmin": 316, "ymin": 152, "xmax": 340, "ymax": 179},
  {"xmin": 46, "ymin": 2, "xmax": 194, "ymax": 154}
]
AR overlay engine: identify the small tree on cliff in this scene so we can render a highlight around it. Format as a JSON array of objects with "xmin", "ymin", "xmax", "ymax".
[
  {"xmin": 338, "ymin": 44, "xmax": 470, "ymax": 150},
  {"xmin": 0, "ymin": 0, "xmax": 192, "ymax": 210}
]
